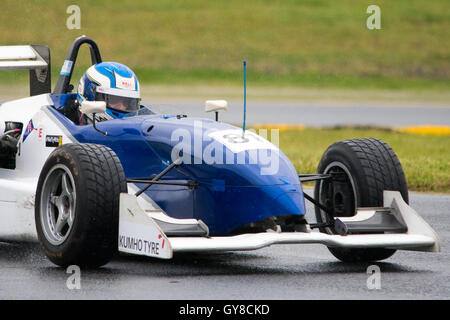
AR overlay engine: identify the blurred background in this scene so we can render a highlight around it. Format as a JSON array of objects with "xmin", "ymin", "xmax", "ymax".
[
  {"xmin": 1, "ymin": 1, "xmax": 449, "ymax": 92},
  {"xmin": 0, "ymin": 0, "xmax": 449, "ymax": 192}
]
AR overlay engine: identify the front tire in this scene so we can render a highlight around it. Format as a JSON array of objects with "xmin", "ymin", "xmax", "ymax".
[
  {"xmin": 314, "ymin": 138, "xmax": 408, "ymax": 262},
  {"xmin": 35, "ymin": 143, "xmax": 127, "ymax": 268}
]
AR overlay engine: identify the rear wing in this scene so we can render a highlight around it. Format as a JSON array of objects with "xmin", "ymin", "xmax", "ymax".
[{"xmin": 0, "ymin": 44, "xmax": 51, "ymax": 96}]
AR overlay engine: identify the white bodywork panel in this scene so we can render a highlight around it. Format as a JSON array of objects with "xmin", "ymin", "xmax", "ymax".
[
  {"xmin": 0, "ymin": 94, "xmax": 74, "ymax": 241},
  {"xmin": 118, "ymin": 193, "xmax": 172, "ymax": 259},
  {"xmin": 384, "ymin": 191, "xmax": 440, "ymax": 252},
  {"xmin": 0, "ymin": 178, "xmax": 37, "ymax": 241}
]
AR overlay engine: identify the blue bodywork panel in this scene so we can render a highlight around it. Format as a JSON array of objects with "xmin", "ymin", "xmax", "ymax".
[{"xmin": 48, "ymin": 94, "xmax": 306, "ymax": 235}]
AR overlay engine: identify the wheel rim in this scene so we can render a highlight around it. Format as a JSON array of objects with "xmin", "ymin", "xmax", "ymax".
[
  {"xmin": 40, "ymin": 164, "xmax": 76, "ymax": 245},
  {"xmin": 318, "ymin": 161, "xmax": 357, "ymax": 234}
]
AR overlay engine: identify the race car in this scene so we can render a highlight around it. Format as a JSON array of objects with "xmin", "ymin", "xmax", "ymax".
[{"xmin": 0, "ymin": 36, "xmax": 440, "ymax": 268}]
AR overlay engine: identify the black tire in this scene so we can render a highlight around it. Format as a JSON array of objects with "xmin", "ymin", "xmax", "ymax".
[
  {"xmin": 35, "ymin": 143, "xmax": 127, "ymax": 268},
  {"xmin": 314, "ymin": 138, "xmax": 408, "ymax": 262}
]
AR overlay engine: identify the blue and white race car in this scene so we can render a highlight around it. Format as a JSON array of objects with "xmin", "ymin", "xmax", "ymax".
[{"xmin": 0, "ymin": 36, "xmax": 440, "ymax": 268}]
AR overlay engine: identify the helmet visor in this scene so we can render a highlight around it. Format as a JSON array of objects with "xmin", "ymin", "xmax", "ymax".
[{"xmin": 95, "ymin": 92, "xmax": 140, "ymax": 114}]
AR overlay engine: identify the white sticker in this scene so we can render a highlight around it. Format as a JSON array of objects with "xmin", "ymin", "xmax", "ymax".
[
  {"xmin": 208, "ymin": 129, "xmax": 277, "ymax": 154},
  {"xmin": 60, "ymin": 60, "xmax": 73, "ymax": 76},
  {"xmin": 114, "ymin": 72, "xmax": 135, "ymax": 90},
  {"xmin": 118, "ymin": 193, "xmax": 172, "ymax": 259},
  {"xmin": 118, "ymin": 221, "xmax": 171, "ymax": 259}
]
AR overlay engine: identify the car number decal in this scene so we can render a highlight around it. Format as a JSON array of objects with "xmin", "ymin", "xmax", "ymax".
[{"xmin": 208, "ymin": 129, "xmax": 277, "ymax": 153}]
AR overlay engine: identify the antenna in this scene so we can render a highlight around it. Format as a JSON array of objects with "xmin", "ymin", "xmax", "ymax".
[{"xmin": 242, "ymin": 60, "xmax": 247, "ymax": 137}]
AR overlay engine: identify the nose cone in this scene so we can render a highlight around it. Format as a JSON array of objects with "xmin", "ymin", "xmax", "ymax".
[
  {"xmin": 143, "ymin": 117, "xmax": 301, "ymax": 185},
  {"xmin": 271, "ymin": 191, "xmax": 305, "ymax": 216},
  {"xmin": 210, "ymin": 183, "xmax": 306, "ymax": 235},
  {"xmin": 140, "ymin": 117, "xmax": 306, "ymax": 234}
]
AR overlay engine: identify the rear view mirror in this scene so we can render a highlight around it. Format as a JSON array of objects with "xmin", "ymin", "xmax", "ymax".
[
  {"xmin": 205, "ymin": 100, "xmax": 228, "ymax": 113},
  {"xmin": 80, "ymin": 100, "xmax": 108, "ymax": 136},
  {"xmin": 80, "ymin": 100, "xmax": 106, "ymax": 115},
  {"xmin": 205, "ymin": 100, "xmax": 227, "ymax": 121}
]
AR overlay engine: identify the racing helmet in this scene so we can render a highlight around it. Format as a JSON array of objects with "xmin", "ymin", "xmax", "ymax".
[{"xmin": 77, "ymin": 62, "xmax": 140, "ymax": 118}]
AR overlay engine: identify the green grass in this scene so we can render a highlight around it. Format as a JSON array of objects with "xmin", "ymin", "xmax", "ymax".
[
  {"xmin": 252, "ymin": 126, "xmax": 450, "ymax": 193},
  {"xmin": 0, "ymin": 0, "xmax": 449, "ymax": 89},
  {"xmin": 1, "ymin": 68, "xmax": 448, "ymax": 91}
]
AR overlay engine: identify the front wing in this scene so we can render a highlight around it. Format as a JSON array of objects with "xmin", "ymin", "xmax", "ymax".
[{"xmin": 117, "ymin": 191, "xmax": 440, "ymax": 259}]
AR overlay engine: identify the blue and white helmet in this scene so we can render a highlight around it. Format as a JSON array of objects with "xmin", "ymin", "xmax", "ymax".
[{"xmin": 77, "ymin": 62, "xmax": 140, "ymax": 118}]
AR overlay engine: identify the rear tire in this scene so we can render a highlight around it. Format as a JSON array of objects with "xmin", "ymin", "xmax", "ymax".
[
  {"xmin": 35, "ymin": 143, "xmax": 127, "ymax": 268},
  {"xmin": 314, "ymin": 138, "xmax": 408, "ymax": 262}
]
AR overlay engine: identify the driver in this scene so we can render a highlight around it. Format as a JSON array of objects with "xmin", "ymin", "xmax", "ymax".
[{"xmin": 76, "ymin": 62, "xmax": 141, "ymax": 121}]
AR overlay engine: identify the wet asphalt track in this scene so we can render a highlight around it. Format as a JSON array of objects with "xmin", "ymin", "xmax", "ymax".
[
  {"xmin": 0, "ymin": 191, "xmax": 448, "ymax": 300},
  {"xmin": 147, "ymin": 100, "xmax": 450, "ymax": 127}
]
